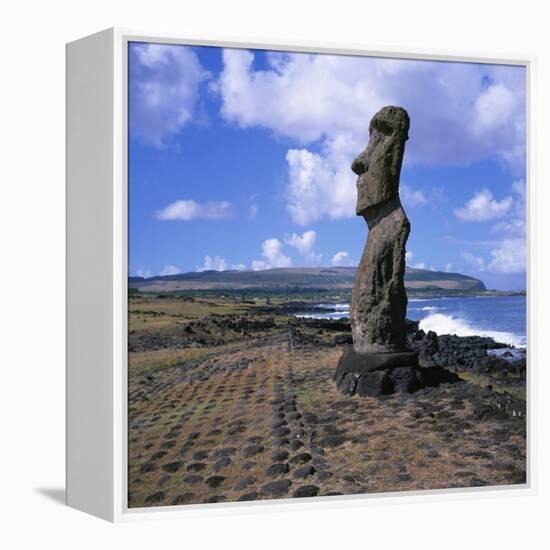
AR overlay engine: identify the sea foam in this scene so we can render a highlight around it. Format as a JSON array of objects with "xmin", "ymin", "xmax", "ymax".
[{"xmin": 419, "ymin": 313, "xmax": 525, "ymax": 348}]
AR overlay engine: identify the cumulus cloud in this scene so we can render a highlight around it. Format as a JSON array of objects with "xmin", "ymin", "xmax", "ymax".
[
  {"xmin": 159, "ymin": 264, "xmax": 179, "ymax": 276},
  {"xmin": 216, "ymin": 49, "xmax": 525, "ymax": 224},
  {"xmin": 285, "ymin": 148, "xmax": 356, "ymax": 225},
  {"xmin": 405, "ymin": 251, "xmax": 426, "ymax": 269},
  {"xmin": 473, "ymin": 83, "xmax": 516, "ymax": 133},
  {"xmin": 461, "ymin": 252, "xmax": 486, "ymax": 272},
  {"xmin": 135, "ymin": 267, "xmax": 152, "ymax": 279},
  {"xmin": 454, "ymin": 189, "xmax": 513, "ymax": 222},
  {"xmin": 487, "ymin": 238, "xmax": 526, "ymax": 274},
  {"xmin": 156, "ymin": 200, "xmax": 234, "ymax": 221},
  {"xmin": 197, "ymin": 255, "xmax": 228, "ymax": 272},
  {"xmin": 285, "ymin": 230, "xmax": 322, "ymax": 265},
  {"xmin": 472, "ymin": 81, "xmax": 525, "ymax": 171},
  {"xmin": 462, "ymin": 236, "xmax": 525, "ymax": 275},
  {"xmin": 491, "ymin": 219, "xmax": 525, "ymax": 237},
  {"xmin": 445, "ymin": 263, "xmax": 453, "ymax": 273},
  {"xmin": 506, "ymin": 179, "xmax": 526, "ymax": 229},
  {"xmin": 401, "ymin": 185, "xmax": 428, "ymax": 208},
  {"xmin": 252, "ymin": 238, "xmax": 292, "ymax": 270},
  {"xmin": 129, "ymin": 43, "xmax": 210, "ymax": 147},
  {"xmin": 484, "ymin": 179, "xmax": 526, "ymax": 274},
  {"xmin": 231, "ymin": 263, "xmax": 247, "ymax": 271},
  {"xmin": 331, "ymin": 251, "xmax": 355, "ymax": 267}
]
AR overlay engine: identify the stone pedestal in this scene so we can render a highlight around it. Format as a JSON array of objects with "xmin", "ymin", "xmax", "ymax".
[{"xmin": 334, "ymin": 346, "xmax": 424, "ymax": 397}]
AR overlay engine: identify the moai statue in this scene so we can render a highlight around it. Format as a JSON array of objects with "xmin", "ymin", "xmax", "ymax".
[{"xmin": 334, "ymin": 106, "xmax": 422, "ymax": 397}]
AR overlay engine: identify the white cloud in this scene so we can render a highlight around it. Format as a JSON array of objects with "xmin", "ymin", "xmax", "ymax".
[
  {"xmin": 252, "ymin": 238, "xmax": 292, "ymax": 270},
  {"xmin": 498, "ymin": 179, "xmax": 526, "ymax": 234},
  {"xmin": 159, "ymin": 265, "xmax": 179, "ymax": 276},
  {"xmin": 156, "ymin": 200, "xmax": 233, "ymax": 221},
  {"xmin": 491, "ymin": 219, "xmax": 525, "ymax": 237},
  {"xmin": 331, "ymin": 251, "xmax": 355, "ymax": 267},
  {"xmin": 285, "ymin": 230, "xmax": 322, "ymax": 265},
  {"xmin": 406, "ymin": 251, "xmax": 426, "ymax": 269},
  {"xmin": 487, "ymin": 238, "xmax": 526, "ymax": 274},
  {"xmin": 461, "ymin": 252, "xmax": 486, "ymax": 272},
  {"xmin": 454, "ymin": 189, "xmax": 513, "ymax": 222},
  {"xmin": 231, "ymin": 263, "xmax": 247, "ymax": 271},
  {"xmin": 401, "ymin": 185, "xmax": 427, "ymax": 207},
  {"xmin": 197, "ymin": 255, "xmax": 228, "ymax": 272},
  {"xmin": 251, "ymin": 261, "xmax": 268, "ymax": 271},
  {"xmin": 135, "ymin": 267, "xmax": 152, "ymax": 279},
  {"xmin": 461, "ymin": 239, "xmax": 525, "ymax": 275},
  {"xmin": 217, "ymin": 49, "xmax": 380, "ymax": 144},
  {"xmin": 485, "ymin": 180, "xmax": 526, "ymax": 274},
  {"xmin": 286, "ymin": 148, "xmax": 356, "ymax": 225},
  {"xmin": 216, "ymin": 49, "xmax": 525, "ymax": 224},
  {"xmin": 445, "ymin": 263, "xmax": 453, "ymax": 273},
  {"xmin": 473, "ymin": 84, "xmax": 516, "ymax": 134},
  {"xmin": 130, "ymin": 44, "xmax": 210, "ymax": 147},
  {"xmin": 471, "ymin": 82, "xmax": 525, "ymax": 171}
]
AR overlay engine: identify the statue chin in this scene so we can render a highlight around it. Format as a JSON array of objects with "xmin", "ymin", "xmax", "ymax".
[
  {"xmin": 356, "ymin": 195, "xmax": 380, "ymax": 216},
  {"xmin": 355, "ymin": 177, "xmax": 396, "ymax": 217},
  {"xmin": 356, "ymin": 197, "xmax": 384, "ymax": 217}
]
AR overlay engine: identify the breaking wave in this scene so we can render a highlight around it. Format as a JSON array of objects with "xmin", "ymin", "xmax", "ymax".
[{"xmin": 419, "ymin": 313, "xmax": 525, "ymax": 348}]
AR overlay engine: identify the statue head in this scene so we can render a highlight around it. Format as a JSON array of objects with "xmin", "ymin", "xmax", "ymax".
[{"xmin": 351, "ymin": 106, "xmax": 410, "ymax": 217}]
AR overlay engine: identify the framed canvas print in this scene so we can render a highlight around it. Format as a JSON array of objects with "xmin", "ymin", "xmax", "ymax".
[{"xmin": 66, "ymin": 28, "xmax": 534, "ymax": 522}]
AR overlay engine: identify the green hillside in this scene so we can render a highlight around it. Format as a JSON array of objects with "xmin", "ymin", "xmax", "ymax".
[{"xmin": 129, "ymin": 266, "xmax": 486, "ymax": 294}]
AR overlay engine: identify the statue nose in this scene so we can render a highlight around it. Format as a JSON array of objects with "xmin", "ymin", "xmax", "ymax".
[{"xmin": 351, "ymin": 156, "xmax": 369, "ymax": 175}]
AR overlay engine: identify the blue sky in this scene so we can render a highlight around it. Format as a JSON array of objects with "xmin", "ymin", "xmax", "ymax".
[{"xmin": 128, "ymin": 42, "xmax": 526, "ymax": 290}]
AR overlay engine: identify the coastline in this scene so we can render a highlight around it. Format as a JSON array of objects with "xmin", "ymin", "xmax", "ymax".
[
  {"xmin": 407, "ymin": 289, "xmax": 526, "ymax": 299},
  {"xmin": 293, "ymin": 293, "xmax": 526, "ymax": 350}
]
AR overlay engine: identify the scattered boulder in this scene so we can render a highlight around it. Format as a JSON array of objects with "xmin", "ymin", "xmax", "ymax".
[
  {"xmin": 144, "ymin": 491, "xmax": 164, "ymax": 504},
  {"xmin": 293, "ymin": 465, "xmax": 316, "ymax": 479},
  {"xmin": 205, "ymin": 476, "xmax": 226, "ymax": 489},
  {"xmin": 238, "ymin": 491, "xmax": 259, "ymax": 501},
  {"xmin": 186, "ymin": 462, "xmax": 207, "ymax": 472},
  {"xmin": 162, "ymin": 461, "xmax": 182, "ymax": 473},
  {"xmin": 293, "ymin": 485, "xmax": 319, "ymax": 498},
  {"xmin": 266, "ymin": 463, "xmax": 290, "ymax": 477},
  {"xmin": 242, "ymin": 444, "xmax": 264, "ymax": 458},
  {"xmin": 260, "ymin": 479, "xmax": 292, "ymax": 497},
  {"xmin": 234, "ymin": 476, "xmax": 256, "ymax": 490},
  {"xmin": 272, "ymin": 450, "xmax": 290, "ymax": 461},
  {"xmin": 171, "ymin": 493, "xmax": 195, "ymax": 505}
]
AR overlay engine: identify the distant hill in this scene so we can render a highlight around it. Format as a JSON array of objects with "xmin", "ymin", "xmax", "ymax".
[{"xmin": 129, "ymin": 266, "xmax": 486, "ymax": 294}]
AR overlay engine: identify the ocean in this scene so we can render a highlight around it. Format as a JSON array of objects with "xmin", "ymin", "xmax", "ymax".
[{"xmin": 296, "ymin": 295, "xmax": 526, "ymax": 349}]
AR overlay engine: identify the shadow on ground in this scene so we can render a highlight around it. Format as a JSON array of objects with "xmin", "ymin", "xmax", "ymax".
[{"xmin": 35, "ymin": 487, "xmax": 65, "ymax": 505}]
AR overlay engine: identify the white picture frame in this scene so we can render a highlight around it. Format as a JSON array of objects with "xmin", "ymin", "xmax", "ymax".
[{"xmin": 66, "ymin": 27, "xmax": 536, "ymax": 522}]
